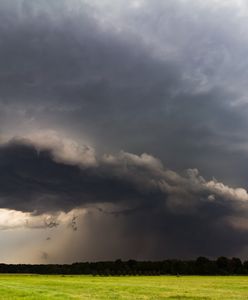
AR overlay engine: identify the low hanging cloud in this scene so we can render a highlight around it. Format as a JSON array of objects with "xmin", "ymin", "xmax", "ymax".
[
  {"xmin": 0, "ymin": 207, "xmax": 83, "ymax": 231},
  {"xmin": 0, "ymin": 131, "xmax": 248, "ymax": 260},
  {"xmin": 1, "ymin": 131, "xmax": 248, "ymax": 214}
]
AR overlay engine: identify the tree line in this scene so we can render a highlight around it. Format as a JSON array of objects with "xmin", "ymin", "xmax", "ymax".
[{"xmin": 1, "ymin": 257, "xmax": 248, "ymax": 275}]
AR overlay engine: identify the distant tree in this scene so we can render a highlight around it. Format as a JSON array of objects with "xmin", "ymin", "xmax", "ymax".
[
  {"xmin": 243, "ymin": 261, "xmax": 248, "ymax": 274},
  {"xmin": 216, "ymin": 257, "xmax": 229, "ymax": 274},
  {"xmin": 229, "ymin": 257, "xmax": 242, "ymax": 274},
  {"xmin": 196, "ymin": 257, "xmax": 212, "ymax": 275}
]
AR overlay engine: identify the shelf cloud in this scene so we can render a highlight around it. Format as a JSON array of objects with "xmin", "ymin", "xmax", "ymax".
[
  {"xmin": 0, "ymin": 132, "xmax": 248, "ymax": 261},
  {"xmin": 1, "ymin": 0, "xmax": 248, "ymax": 262}
]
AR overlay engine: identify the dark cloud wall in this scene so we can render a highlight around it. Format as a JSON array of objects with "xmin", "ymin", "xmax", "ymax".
[
  {"xmin": 1, "ymin": 0, "xmax": 248, "ymax": 187},
  {"xmin": 1, "ymin": 0, "xmax": 248, "ymax": 261},
  {"xmin": 0, "ymin": 136, "xmax": 248, "ymax": 259}
]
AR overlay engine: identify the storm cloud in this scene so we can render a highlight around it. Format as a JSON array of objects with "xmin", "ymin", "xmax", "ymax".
[
  {"xmin": 1, "ymin": 0, "xmax": 248, "ymax": 262},
  {"xmin": 1, "ymin": 132, "xmax": 248, "ymax": 212},
  {"xmin": 0, "ymin": 132, "xmax": 248, "ymax": 260},
  {"xmin": 1, "ymin": 0, "xmax": 248, "ymax": 184}
]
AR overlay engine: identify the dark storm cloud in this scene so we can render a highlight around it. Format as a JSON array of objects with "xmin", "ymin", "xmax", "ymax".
[
  {"xmin": 1, "ymin": 0, "xmax": 248, "ymax": 260},
  {"xmin": 1, "ymin": 135, "xmax": 248, "ymax": 258},
  {"xmin": 1, "ymin": 0, "xmax": 248, "ymax": 187}
]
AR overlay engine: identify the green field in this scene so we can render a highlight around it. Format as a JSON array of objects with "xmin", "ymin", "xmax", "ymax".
[{"xmin": 0, "ymin": 275, "xmax": 247, "ymax": 299}]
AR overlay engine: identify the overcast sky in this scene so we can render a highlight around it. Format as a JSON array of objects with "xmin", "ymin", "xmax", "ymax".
[{"xmin": 1, "ymin": 0, "xmax": 248, "ymax": 263}]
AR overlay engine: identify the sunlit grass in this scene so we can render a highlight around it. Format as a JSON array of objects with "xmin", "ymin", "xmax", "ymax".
[{"xmin": 0, "ymin": 275, "xmax": 247, "ymax": 299}]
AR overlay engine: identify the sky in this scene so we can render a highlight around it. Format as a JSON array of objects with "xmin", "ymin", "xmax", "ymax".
[{"xmin": 1, "ymin": 0, "xmax": 248, "ymax": 263}]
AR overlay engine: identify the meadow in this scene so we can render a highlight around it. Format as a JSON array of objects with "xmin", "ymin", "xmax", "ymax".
[{"xmin": 0, "ymin": 275, "xmax": 247, "ymax": 299}]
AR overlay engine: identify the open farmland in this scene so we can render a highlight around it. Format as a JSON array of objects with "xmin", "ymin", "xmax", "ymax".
[{"xmin": 0, "ymin": 275, "xmax": 247, "ymax": 299}]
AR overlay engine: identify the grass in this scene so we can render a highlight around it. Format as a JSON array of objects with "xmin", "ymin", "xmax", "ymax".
[{"xmin": 0, "ymin": 275, "xmax": 247, "ymax": 299}]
